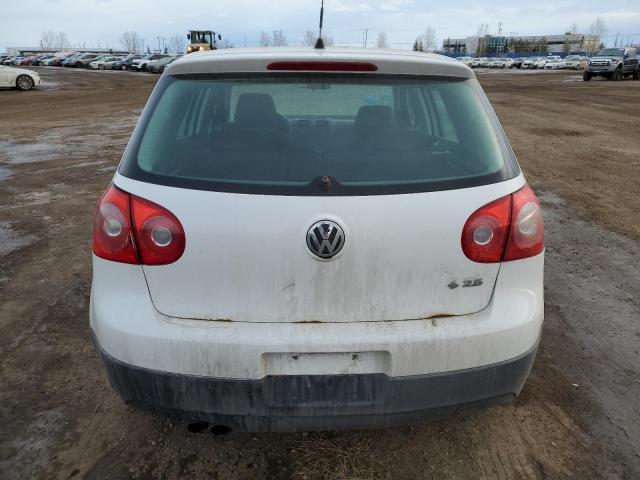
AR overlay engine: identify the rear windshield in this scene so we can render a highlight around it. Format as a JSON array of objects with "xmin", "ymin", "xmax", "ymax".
[{"xmin": 119, "ymin": 74, "xmax": 519, "ymax": 195}]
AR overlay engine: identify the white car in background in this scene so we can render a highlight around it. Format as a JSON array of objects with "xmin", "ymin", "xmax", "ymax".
[
  {"xmin": 91, "ymin": 47, "xmax": 544, "ymax": 432},
  {"xmin": 131, "ymin": 54, "xmax": 170, "ymax": 71},
  {"xmin": 544, "ymin": 58, "xmax": 562, "ymax": 69},
  {"xmin": 470, "ymin": 57, "xmax": 487, "ymax": 68},
  {"xmin": 89, "ymin": 56, "xmax": 125, "ymax": 70},
  {"xmin": 456, "ymin": 56, "xmax": 473, "ymax": 66},
  {"xmin": 0, "ymin": 65, "xmax": 41, "ymax": 90},
  {"xmin": 489, "ymin": 58, "xmax": 513, "ymax": 69},
  {"xmin": 533, "ymin": 57, "xmax": 547, "ymax": 69},
  {"xmin": 145, "ymin": 55, "xmax": 179, "ymax": 72},
  {"xmin": 502, "ymin": 58, "xmax": 514, "ymax": 68},
  {"xmin": 561, "ymin": 55, "xmax": 588, "ymax": 70}
]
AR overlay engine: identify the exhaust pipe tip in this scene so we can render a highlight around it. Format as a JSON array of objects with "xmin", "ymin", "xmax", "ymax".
[
  {"xmin": 211, "ymin": 424, "xmax": 232, "ymax": 436},
  {"xmin": 186, "ymin": 421, "xmax": 208, "ymax": 433}
]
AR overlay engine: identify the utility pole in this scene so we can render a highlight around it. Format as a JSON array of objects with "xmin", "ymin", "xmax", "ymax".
[
  {"xmin": 498, "ymin": 21, "xmax": 503, "ymax": 36},
  {"xmin": 363, "ymin": 28, "xmax": 368, "ymax": 48}
]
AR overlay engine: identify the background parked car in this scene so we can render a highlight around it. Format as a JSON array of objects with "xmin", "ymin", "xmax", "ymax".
[
  {"xmin": 62, "ymin": 54, "xmax": 82, "ymax": 67},
  {"xmin": 560, "ymin": 55, "xmax": 588, "ymax": 70},
  {"xmin": 511, "ymin": 57, "xmax": 527, "ymax": 69},
  {"xmin": 146, "ymin": 55, "xmax": 180, "ymax": 73},
  {"xmin": 89, "ymin": 56, "xmax": 125, "ymax": 70},
  {"xmin": 456, "ymin": 56, "xmax": 473, "ymax": 66},
  {"xmin": 66, "ymin": 53, "xmax": 102, "ymax": 68},
  {"xmin": 30, "ymin": 55, "xmax": 55, "ymax": 66},
  {"xmin": 110, "ymin": 54, "xmax": 144, "ymax": 71},
  {"xmin": 131, "ymin": 54, "xmax": 170, "ymax": 71},
  {"xmin": 544, "ymin": 58, "xmax": 562, "ymax": 69},
  {"xmin": 0, "ymin": 65, "xmax": 41, "ymax": 90},
  {"xmin": 42, "ymin": 56, "xmax": 64, "ymax": 66}
]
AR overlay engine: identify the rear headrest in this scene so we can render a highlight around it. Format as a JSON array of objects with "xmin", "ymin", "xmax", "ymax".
[
  {"xmin": 355, "ymin": 105, "xmax": 395, "ymax": 135},
  {"xmin": 235, "ymin": 93, "xmax": 278, "ymax": 129}
]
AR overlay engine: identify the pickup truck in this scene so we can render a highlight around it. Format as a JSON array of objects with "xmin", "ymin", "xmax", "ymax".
[{"xmin": 584, "ymin": 47, "xmax": 639, "ymax": 81}]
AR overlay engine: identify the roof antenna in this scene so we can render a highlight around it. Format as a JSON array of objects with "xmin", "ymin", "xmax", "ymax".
[{"xmin": 314, "ymin": 0, "xmax": 325, "ymax": 49}]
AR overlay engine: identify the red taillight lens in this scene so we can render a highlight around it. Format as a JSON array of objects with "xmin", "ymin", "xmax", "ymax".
[
  {"xmin": 462, "ymin": 184, "xmax": 544, "ymax": 263},
  {"xmin": 93, "ymin": 184, "xmax": 185, "ymax": 266},
  {"xmin": 131, "ymin": 195, "xmax": 185, "ymax": 266},
  {"xmin": 504, "ymin": 185, "xmax": 544, "ymax": 261},
  {"xmin": 93, "ymin": 185, "xmax": 138, "ymax": 264},
  {"xmin": 461, "ymin": 195, "xmax": 512, "ymax": 263}
]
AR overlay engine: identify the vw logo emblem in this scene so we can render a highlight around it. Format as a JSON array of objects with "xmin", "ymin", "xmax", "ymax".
[{"xmin": 306, "ymin": 220, "xmax": 345, "ymax": 259}]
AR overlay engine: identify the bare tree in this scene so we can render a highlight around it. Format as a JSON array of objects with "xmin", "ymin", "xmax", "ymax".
[
  {"xmin": 587, "ymin": 18, "xmax": 606, "ymax": 54},
  {"xmin": 272, "ymin": 30, "xmax": 288, "ymax": 47},
  {"xmin": 303, "ymin": 30, "xmax": 316, "ymax": 47},
  {"xmin": 376, "ymin": 32, "xmax": 389, "ymax": 49},
  {"xmin": 120, "ymin": 30, "xmax": 142, "ymax": 53},
  {"xmin": 323, "ymin": 34, "xmax": 335, "ymax": 46},
  {"xmin": 422, "ymin": 27, "xmax": 436, "ymax": 52},
  {"xmin": 259, "ymin": 31, "xmax": 272, "ymax": 47},
  {"xmin": 40, "ymin": 30, "xmax": 70, "ymax": 50},
  {"xmin": 539, "ymin": 36, "xmax": 549, "ymax": 54},
  {"xmin": 169, "ymin": 34, "xmax": 187, "ymax": 54},
  {"xmin": 563, "ymin": 34, "xmax": 572, "ymax": 55},
  {"xmin": 40, "ymin": 30, "xmax": 56, "ymax": 49},
  {"xmin": 55, "ymin": 32, "xmax": 70, "ymax": 50}
]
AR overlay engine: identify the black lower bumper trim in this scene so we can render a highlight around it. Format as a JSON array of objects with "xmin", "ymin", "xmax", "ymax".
[{"xmin": 92, "ymin": 331, "xmax": 538, "ymax": 432}]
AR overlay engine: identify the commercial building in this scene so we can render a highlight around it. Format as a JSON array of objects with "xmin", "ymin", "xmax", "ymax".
[
  {"xmin": 442, "ymin": 33, "xmax": 601, "ymax": 57},
  {"xmin": 5, "ymin": 47, "xmax": 129, "ymax": 56}
]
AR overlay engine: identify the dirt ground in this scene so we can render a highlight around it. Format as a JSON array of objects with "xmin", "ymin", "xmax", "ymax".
[{"xmin": 0, "ymin": 67, "xmax": 639, "ymax": 480}]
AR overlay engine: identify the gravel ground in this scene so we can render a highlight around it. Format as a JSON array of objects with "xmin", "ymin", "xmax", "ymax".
[{"xmin": 0, "ymin": 67, "xmax": 639, "ymax": 480}]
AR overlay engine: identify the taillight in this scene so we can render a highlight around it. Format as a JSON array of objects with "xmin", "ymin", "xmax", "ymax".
[
  {"xmin": 504, "ymin": 185, "xmax": 544, "ymax": 261},
  {"xmin": 461, "ymin": 195, "xmax": 512, "ymax": 263},
  {"xmin": 93, "ymin": 185, "xmax": 138, "ymax": 264},
  {"xmin": 130, "ymin": 195, "xmax": 185, "ymax": 265},
  {"xmin": 93, "ymin": 184, "xmax": 185, "ymax": 265},
  {"xmin": 462, "ymin": 184, "xmax": 544, "ymax": 263}
]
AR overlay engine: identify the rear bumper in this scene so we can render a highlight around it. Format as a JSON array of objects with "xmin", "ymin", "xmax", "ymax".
[
  {"xmin": 93, "ymin": 331, "xmax": 538, "ymax": 432},
  {"xmin": 90, "ymin": 252, "xmax": 544, "ymax": 380}
]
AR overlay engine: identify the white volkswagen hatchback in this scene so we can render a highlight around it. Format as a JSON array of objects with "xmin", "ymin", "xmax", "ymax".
[{"xmin": 91, "ymin": 47, "xmax": 544, "ymax": 431}]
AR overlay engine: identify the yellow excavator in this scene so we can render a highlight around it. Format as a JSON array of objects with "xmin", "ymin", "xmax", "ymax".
[{"xmin": 186, "ymin": 30, "xmax": 222, "ymax": 53}]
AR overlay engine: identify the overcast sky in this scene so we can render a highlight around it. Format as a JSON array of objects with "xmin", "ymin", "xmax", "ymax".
[{"xmin": 2, "ymin": 0, "xmax": 640, "ymax": 51}]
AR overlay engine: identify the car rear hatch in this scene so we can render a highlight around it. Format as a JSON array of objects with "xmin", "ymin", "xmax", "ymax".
[{"xmin": 116, "ymin": 56, "xmax": 521, "ymax": 323}]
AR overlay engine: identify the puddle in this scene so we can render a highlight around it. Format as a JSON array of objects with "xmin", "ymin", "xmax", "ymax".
[
  {"xmin": 14, "ymin": 191, "xmax": 65, "ymax": 206},
  {"xmin": 64, "ymin": 160, "xmax": 108, "ymax": 169},
  {"xmin": 0, "ymin": 166, "xmax": 14, "ymax": 180},
  {"xmin": 562, "ymin": 75, "xmax": 586, "ymax": 83},
  {"xmin": 0, "ymin": 116, "xmax": 137, "ymax": 183},
  {"xmin": 0, "ymin": 140, "xmax": 72, "ymax": 164},
  {"xmin": 538, "ymin": 191, "xmax": 566, "ymax": 207},
  {"xmin": 0, "ymin": 221, "xmax": 39, "ymax": 255}
]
